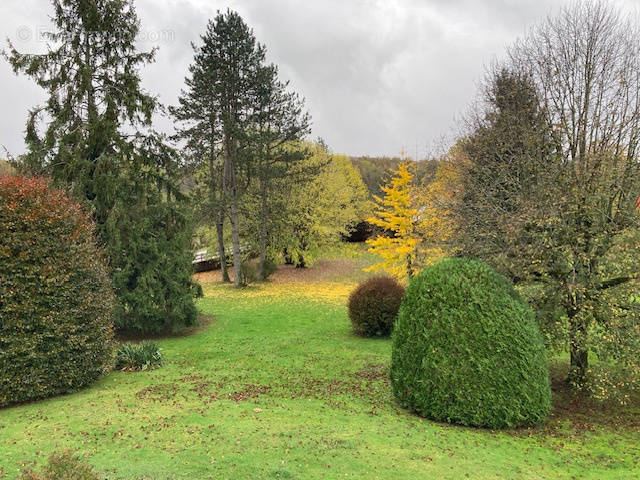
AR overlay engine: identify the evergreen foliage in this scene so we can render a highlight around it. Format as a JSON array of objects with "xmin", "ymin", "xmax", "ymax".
[
  {"xmin": 7, "ymin": 0, "xmax": 199, "ymax": 333},
  {"xmin": 391, "ymin": 258, "xmax": 551, "ymax": 428},
  {"xmin": 0, "ymin": 176, "xmax": 114, "ymax": 407},
  {"xmin": 172, "ymin": 9, "xmax": 311, "ymax": 284}
]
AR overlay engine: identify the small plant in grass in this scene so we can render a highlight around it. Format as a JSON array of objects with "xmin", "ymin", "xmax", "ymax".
[
  {"xmin": 261, "ymin": 257, "xmax": 278, "ymax": 280},
  {"xmin": 115, "ymin": 342, "xmax": 163, "ymax": 371},
  {"xmin": 19, "ymin": 450, "xmax": 101, "ymax": 480},
  {"xmin": 391, "ymin": 258, "xmax": 551, "ymax": 428},
  {"xmin": 239, "ymin": 261, "xmax": 258, "ymax": 286},
  {"xmin": 348, "ymin": 276, "xmax": 405, "ymax": 337}
]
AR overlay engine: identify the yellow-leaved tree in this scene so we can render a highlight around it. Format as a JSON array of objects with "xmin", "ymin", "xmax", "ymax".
[
  {"xmin": 282, "ymin": 143, "xmax": 371, "ymax": 267},
  {"xmin": 414, "ymin": 143, "xmax": 466, "ymax": 261},
  {"xmin": 366, "ymin": 146, "xmax": 465, "ymax": 282},
  {"xmin": 366, "ymin": 162, "xmax": 421, "ymax": 281}
]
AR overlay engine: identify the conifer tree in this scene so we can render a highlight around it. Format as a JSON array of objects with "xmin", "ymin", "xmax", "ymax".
[
  {"xmin": 251, "ymin": 68, "xmax": 311, "ymax": 279},
  {"xmin": 366, "ymin": 162, "xmax": 421, "ymax": 281},
  {"xmin": 171, "ymin": 19, "xmax": 231, "ymax": 282},
  {"xmin": 172, "ymin": 10, "xmax": 311, "ymax": 284},
  {"xmin": 6, "ymin": 0, "xmax": 199, "ymax": 333},
  {"xmin": 172, "ymin": 11, "xmax": 264, "ymax": 287}
]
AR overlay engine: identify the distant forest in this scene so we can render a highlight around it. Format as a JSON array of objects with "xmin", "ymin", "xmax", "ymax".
[
  {"xmin": 0, "ymin": 159, "xmax": 15, "ymax": 175},
  {"xmin": 350, "ymin": 156, "xmax": 439, "ymax": 197}
]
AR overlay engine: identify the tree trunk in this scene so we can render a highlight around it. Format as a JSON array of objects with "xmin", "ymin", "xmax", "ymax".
[
  {"xmin": 230, "ymin": 197, "xmax": 242, "ymax": 287},
  {"xmin": 211, "ymin": 147, "xmax": 230, "ymax": 283},
  {"xmin": 569, "ymin": 342, "xmax": 589, "ymax": 386},
  {"xmin": 567, "ymin": 309, "xmax": 589, "ymax": 386},
  {"xmin": 223, "ymin": 133, "xmax": 242, "ymax": 288},
  {"xmin": 216, "ymin": 209, "xmax": 230, "ymax": 283},
  {"xmin": 258, "ymin": 180, "xmax": 268, "ymax": 280}
]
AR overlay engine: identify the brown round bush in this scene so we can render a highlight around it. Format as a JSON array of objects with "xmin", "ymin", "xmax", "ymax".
[
  {"xmin": 0, "ymin": 175, "xmax": 115, "ymax": 407},
  {"xmin": 348, "ymin": 276, "xmax": 405, "ymax": 337}
]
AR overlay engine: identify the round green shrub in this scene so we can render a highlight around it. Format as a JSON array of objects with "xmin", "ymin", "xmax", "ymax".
[
  {"xmin": 0, "ymin": 175, "xmax": 115, "ymax": 407},
  {"xmin": 348, "ymin": 276, "xmax": 405, "ymax": 337},
  {"xmin": 391, "ymin": 258, "xmax": 551, "ymax": 428}
]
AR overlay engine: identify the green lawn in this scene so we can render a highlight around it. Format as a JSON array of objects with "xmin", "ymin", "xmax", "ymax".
[{"xmin": 1, "ymin": 247, "xmax": 638, "ymax": 479}]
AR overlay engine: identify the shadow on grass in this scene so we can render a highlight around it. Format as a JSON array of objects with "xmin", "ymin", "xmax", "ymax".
[
  {"xmin": 115, "ymin": 313, "xmax": 215, "ymax": 342},
  {"xmin": 543, "ymin": 362, "xmax": 640, "ymax": 433}
]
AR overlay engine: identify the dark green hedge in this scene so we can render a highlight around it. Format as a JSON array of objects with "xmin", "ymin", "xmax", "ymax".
[
  {"xmin": 0, "ymin": 176, "xmax": 114, "ymax": 407},
  {"xmin": 391, "ymin": 258, "xmax": 551, "ymax": 428},
  {"xmin": 348, "ymin": 276, "xmax": 404, "ymax": 337}
]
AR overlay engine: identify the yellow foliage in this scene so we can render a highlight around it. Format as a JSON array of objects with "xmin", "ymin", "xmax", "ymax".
[
  {"xmin": 283, "ymin": 144, "xmax": 371, "ymax": 266},
  {"xmin": 365, "ymin": 146, "xmax": 466, "ymax": 281},
  {"xmin": 202, "ymin": 280, "xmax": 353, "ymax": 303},
  {"xmin": 365, "ymin": 162, "xmax": 421, "ymax": 281},
  {"xmin": 414, "ymin": 144, "xmax": 466, "ymax": 262}
]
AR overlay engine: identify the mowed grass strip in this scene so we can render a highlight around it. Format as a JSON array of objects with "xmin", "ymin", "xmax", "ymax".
[{"xmin": 1, "ymin": 248, "xmax": 638, "ymax": 479}]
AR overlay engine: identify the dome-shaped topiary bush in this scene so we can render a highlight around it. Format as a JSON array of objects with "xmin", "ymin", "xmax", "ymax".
[
  {"xmin": 391, "ymin": 258, "xmax": 551, "ymax": 428},
  {"xmin": 0, "ymin": 176, "xmax": 115, "ymax": 407},
  {"xmin": 348, "ymin": 276, "xmax": 405, "ymax": 337}
]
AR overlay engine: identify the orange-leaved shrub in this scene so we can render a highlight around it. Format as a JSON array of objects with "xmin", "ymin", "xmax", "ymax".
[
  {"xmin": 0, "ymin": 175, "xmax": 114, "ymax": 407},
  {"xmin": 348, "ymin": 276, "xmax": 405, "ymax": 337}
]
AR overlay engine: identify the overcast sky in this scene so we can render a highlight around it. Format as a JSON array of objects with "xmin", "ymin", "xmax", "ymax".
[{"xmin": 1, "ymin": 0, "xmax": 637, "ymax": 158}]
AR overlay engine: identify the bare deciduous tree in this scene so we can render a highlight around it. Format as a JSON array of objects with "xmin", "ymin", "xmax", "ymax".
[{"xmin": 460, "ymin": 1, "xmax": 640, "ymax": 397}]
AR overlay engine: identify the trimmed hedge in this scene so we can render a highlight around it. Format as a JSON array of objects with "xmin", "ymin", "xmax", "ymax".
[
  {"xmin": 348, "ymin": 276, "xmax": 405, "ymax": 337},
  {"xmin": 0, "ymin": 176, "xmax": 114, "ymax": 407},
  {"xmin": 391, "ymin": 258, "xmax": 551, "ymax": 428}
]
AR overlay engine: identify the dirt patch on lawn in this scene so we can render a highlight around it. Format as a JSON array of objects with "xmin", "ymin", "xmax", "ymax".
[
  {"xmin": 271, "ymin": 362, "xmax": 392, "ymax": 413},
  {"xmin": 194, "ymin": 258, "xmax": 366, "ymax": 285},
  {"xmin": 543, "ymin": 378, "xmax": 640, "ymax": 434},
  {"xmin": 511, "ymin": 365, "xmax": 640, "ymax": 438},
  {"xmin": 229, "ymin": 384, "xmax": 272, "ymax": 402}
]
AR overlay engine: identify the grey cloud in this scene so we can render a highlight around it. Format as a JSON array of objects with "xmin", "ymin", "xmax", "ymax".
[{"xmin": 2, "ymin": 0, "xmax": 634, "ymax": 158}]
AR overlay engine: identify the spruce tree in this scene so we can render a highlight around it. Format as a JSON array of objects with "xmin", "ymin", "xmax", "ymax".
[{"xmin": 7, "ymin": 0, "xmax": 199, "ymax": 333}]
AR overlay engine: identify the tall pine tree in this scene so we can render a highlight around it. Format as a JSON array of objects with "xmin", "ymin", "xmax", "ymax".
[
  {"xmin": 7, "ymin": 0, "xmax": 199, "ymax": 333},
  {"xmin": 172, "ymin": 10, "xmax": 311, "ymax": 285},
  {"xmin": 250, "ymin": 63, "xmax": 311, "ymax": 279}
]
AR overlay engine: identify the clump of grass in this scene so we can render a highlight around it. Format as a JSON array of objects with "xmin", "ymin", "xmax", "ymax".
[
  {"xmin": 19, "ymin": 450, "xmax": 101, "ymax": 480},
  {"xmin": 114, "ymin": 342, "xmax": 163, "ymax": 371}
]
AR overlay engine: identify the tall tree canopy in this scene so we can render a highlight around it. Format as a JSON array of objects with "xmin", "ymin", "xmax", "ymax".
[
  {"xmin": 7, "ymin": 0, "xmax": 199, "ymax": 333},
  {"xmin": 458, "ymin": 1, "xmax": 640, "ymax": 398},
  {"xmin": 172, "ymin": 10, "xmax": 310, "ymax": 286},
  {"xmin": 280, "ymin": 143, "xmax": 370, "ymax": 267}
]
